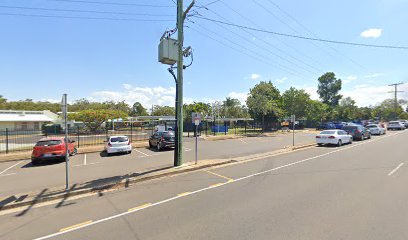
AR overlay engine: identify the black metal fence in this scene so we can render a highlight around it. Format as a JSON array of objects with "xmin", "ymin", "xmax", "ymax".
[{"xmin": 0, "ymin": 119, "xmax": 267, "ymax": 154}]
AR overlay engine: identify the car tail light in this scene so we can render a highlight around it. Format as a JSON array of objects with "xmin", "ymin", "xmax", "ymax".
[
  {"xmin": 355, "ymin": 130, "xmax": 361, "ymax": 133},
  {"xmin": 328, "ymin": 136, "xmax": 335, "ymax": 139},
  {"xmin": 108, "ymin": 143, "xmax": 112, "ymax": 147},
  {"xmin": 128, "ymin": 141, "xmax": 131, "ymax": 145},
  {"xmin": 316, "ymin": 136, "xmax": 321, "ymax": 138}
]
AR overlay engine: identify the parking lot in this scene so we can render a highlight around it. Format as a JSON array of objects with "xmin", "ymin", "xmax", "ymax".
[{"xmin": 0, "ymin": 131, "xmax": 316, "ymax": 198}]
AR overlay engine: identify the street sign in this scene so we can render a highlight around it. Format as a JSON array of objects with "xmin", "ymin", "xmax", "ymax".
[{"xmin": 192, "ymin": 112, "xmax": 202, "ymax": 124}]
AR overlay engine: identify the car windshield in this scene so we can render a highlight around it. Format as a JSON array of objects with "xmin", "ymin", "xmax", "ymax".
[
  {"xmin": 320, "ymin": 131, "xmax": 336, "ymax": 134},
  {"xmin": 367, "ymin": 125, "xmax": 378, "ymax": 128},
  {"xmin": 343, "ymin": 126, "xmax": 358, "ymax": 130},
  {"xmin": 389, "ymin": 121, "xmax": 399, "ymax": 124},
  {"xmin": 35, "ymin": 140, "xmax": 61, "ymax": 146},
  {"xmin": 110, "ymin": 137, "xmax": 128, "ymax": 142},
  {"xmin": 163, "ymin": 132, "xmax": 174, "ymax": 137}
]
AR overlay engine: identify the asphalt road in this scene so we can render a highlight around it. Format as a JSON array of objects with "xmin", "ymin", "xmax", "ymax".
[
  {"xmin": 0, "ymin": 130, "xmax": 407, "ymax": 240},
  {"xmin": 0, "ymin": 132, "xmax": 315, "ymax": 198}
]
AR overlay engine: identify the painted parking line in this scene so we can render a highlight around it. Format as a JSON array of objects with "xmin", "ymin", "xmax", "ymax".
[
  {"xmin": 184, "ymin": 147, "xmax": 192, "ymax": 152},
  {"xmin": 135, "ymin": 149, "xmax": 150, "ymax": 157},
  {"xmin": 0, "ymin": 161, "xmax": 22, "ymax": 176},
  {"xmin": 239, "ymin": 139, "xmax": 247, "ymax": 144},
  {"xmin": 83, "ymin": 154, "xmax": 87, "ymax": 166},
  {"xmin": 203, "ymin": 170, "xmax": 234, "ymax": 181},
  {"xmin": 388, "ymin": 163, "xmax": 404, "ymax": 176},
  {"xmin": 33, "ymin": 130, "xmax": 406, "ymax": 240},
  {"xmin": 0, "ymin": 173, "xmax": 16, "ymax": 177},
  {"xmin": 128, "ymin": 203, "xmax": 152, "ymax": 212},
  {"xmin": 59, "ymin": 220, "xmax": 93, "ymax": 233},
  {"xmin": 72, "ymin": 162, "xmax": 101, "ymax": 168}
]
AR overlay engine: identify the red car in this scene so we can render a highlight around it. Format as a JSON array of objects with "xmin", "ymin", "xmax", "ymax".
[{"xmin": 31, "ymin": 137, "xmax": 77, "ymax": 165}]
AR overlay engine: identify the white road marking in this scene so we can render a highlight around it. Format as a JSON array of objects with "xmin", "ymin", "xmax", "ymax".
[
  {"xmin": 72, "ymin": 162, "xmax": 101, "ymax": 168},
  {"xmin": 0, "ymin": 161, "xmax": 22, "ymax": 176},
  {"xmin": 135, "ymin": 149, "xmax": 150, "ymax": 157},
  {"xmin": 388, "ymin": 163, "xmax": 404, "ymax": 176},
  {"xmin": 184, "ymin": 147, "xmax": 192, "ymax": 152},
  {"xmin": 0, "ymin": 173, "xmax": 16, "ymax": 177},
  {"xmin": 32, "ymin": 130, "xmax": 407, "ymax": 240},
  {"xmin": 239, "ymin": 139, "xmax": 247, "ymax": 144},
  {"xmin": 83, "ymin": 154, "xmax": 87, "ymax": 166}
]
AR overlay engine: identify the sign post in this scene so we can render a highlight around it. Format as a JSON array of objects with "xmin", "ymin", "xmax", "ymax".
[
  {"xmin": 192, "ymin": 113, "xmax": 201, "ymax": 165},
  {"xmin": 61, "ymin": 94, "xmax": 69, "ymax": 191},
  {"xmin": 291, "ymin": 115, "xmax": 296, "ymax": 147}
]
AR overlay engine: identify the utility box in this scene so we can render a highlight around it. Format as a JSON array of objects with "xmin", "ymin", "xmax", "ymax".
[{"xmin": 158, "ymin": 38, "xmax": 178, "ymax": 65}]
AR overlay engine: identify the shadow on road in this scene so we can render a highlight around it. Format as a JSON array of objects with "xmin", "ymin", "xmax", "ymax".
[
  {"xmin": 21, "ymin": 160, "xmax": 64, "ymax": 168},
  {"xmin": 15, "ymin": 188, "xmax": 48, "ymax": 217},
  {"xmin": 99, "ymin": 151, "xmax": 131, "ymax": 158}
]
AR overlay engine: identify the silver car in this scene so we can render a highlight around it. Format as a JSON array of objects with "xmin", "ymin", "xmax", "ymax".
[{"xmin": 366, "ymin": 124, "xmax": 386, "ymax": 135}]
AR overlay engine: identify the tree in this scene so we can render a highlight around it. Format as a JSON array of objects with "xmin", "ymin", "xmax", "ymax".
[
  {"xmin": 246, "ymin": 81, "xmax": 283, "ymax": 129},
  {"xmin": 68, "ymin": 109, "xmax": 128, "ymax": 132},
  {"xmin": 282, "ymin": 87, "xmax": 311, "ymax": 119},
  {"xmin": 336, "ymin": 97, "xmax": 358, "ymax": 121},
  {"xmin": 372, "ymin": 99, "xmax": 403, "ymax": 121},
  {"xmin": 222, "ymin": 97, "xmax": 246, "ymax": 118},
  {"xmin": 306, "ymin": 100, "xmax": 330, "ymax": 125},
  {"xmin": 152, "ymin": 105, "xmax": 175, "ymax": 116},
  {"xmin": 317, "ymin": 72, "xmax": 342, "ymax": 108},
  {"xmin": 130, "ymin": 102, "xmax": 148, "ymax": 116},
  {"xmin": 0, "ymin": 95, "xmax": 7, "ymax": 108},
  {"xmin": 184, "ymin": 102, "xmax": 211, "ymax": 119}
]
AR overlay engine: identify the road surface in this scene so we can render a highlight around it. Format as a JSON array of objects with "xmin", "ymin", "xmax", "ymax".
[{"xmin": 0, "ymin": 130, "xmax": 407, "ymax": 239}]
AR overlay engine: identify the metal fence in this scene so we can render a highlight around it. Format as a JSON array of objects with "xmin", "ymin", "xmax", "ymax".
[{"xmin": 0, "ymin": 119, "xmax": 267, "ymax": 154}]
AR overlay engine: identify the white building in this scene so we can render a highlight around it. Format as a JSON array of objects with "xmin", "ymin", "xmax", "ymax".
[{"xmin": 0, "ymin": 110, "xmax": 59, "ymax": 131}]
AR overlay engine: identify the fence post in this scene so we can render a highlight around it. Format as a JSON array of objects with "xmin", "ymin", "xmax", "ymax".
[
  {"xmin": 130, "ymin": 123, "xmax": 133, "ymax": 143},
  {"xmin": 235, "ymin": 121, "xmax": 237, "ymax": 135},
  {"xmin": 224, "ymin": 121, "xmax": 227, "ymax": 135},
  {"xmin": 5, "ymin": 128, "xmax": 9, "ymax": 154},
  {"xmin": 213, "ymin": 121, "xmax": 216, "ymax": 136},
  {"xmin": 77, "ymin": 126, "xmax": 80, "ymax": 148},
  {"xmin": 245, "ymin": 120, "xmax": 247, "ymax": 134}
]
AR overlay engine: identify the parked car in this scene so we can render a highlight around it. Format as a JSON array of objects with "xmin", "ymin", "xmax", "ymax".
[
  {"xmin": 149, "ymin": 131, "xmax": 175, "ymax": 151},
  {"xmin": 366, "ymin": 124, "xmax": 386, "ymax": 135},
  {"xmin": 342, "ymin": 125, "xmax": 371, "ymax": 141},
  {"xmin": 316, "ymin": 130, "xmax": 353, "ymax": 147},
  {"xmin": 104, "ymin": 136, "xmax": 132, "ymax": 155},
  {"xmin": 398, "ymin": 120, "xmax": 408, "ymax": 128},
  {"xmin": 387, "ymin": 121, "xmax": 406, "ymax": 130},
  {"xmin": 31, "ymin": 137, "xmax": 77, "ymax": 165},
  {"xmin": 333, "ymin": 122, "xmax": 346, "ymax": 129},
  {"xmin": 316, "ymin": 122, "xmax": 336, "ymax": 130}
]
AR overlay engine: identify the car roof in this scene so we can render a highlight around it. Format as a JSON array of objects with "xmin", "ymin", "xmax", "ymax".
[
  {"xmin": 38, "ymin": 137, "xmax": 64, "ymax": 142},
  {"xmin": 109, "ymin": 136, "xmax": 128, "ymax": 138}
]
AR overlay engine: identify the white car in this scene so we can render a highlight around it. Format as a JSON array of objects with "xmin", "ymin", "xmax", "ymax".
[
  {"xmin": 366, "ymin": 124, "xmax": 386, "ymax": 135},
  {"xmin": 104, "ymin": 136, "xmax": 132, "ymax": 155},
  {"xmin": 387, "ymin": 121, "xmax": 405, "ymax": 130},
  {"xmin": 316, "ymin": 130, "xmax": 353, "ymax": 147}
]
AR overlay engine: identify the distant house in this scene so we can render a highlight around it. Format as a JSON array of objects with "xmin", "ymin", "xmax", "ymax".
[{"xmin": 0, "ymin": 110, "xmax": 59, "ymax": 131}]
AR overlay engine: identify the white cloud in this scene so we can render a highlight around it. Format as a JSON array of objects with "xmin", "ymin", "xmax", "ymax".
[
  {"xmin": 360, "ymin": 28, "xmax": 383, "ymax": 38},
  {"xmin": 343, "ymin": 75, "xmax": 357, "ymax": 84},
  {"xmin": 303, "ymin": 86, "xmax": 319, "ymax": 100},
  {"xmin": 250, "ymin": 73, "xmax": 261, "ymax": 80},
  {"xmin": 341, "ymin": 84, "xmax": 396, "ymax": 107},
  {"xmin": 364, "ymin": 73, "xmax": 383, "ymax": 78},
  {"xmin": 275, "ymin": 77, "xmax": 288, "ymax": 84},
  {"xmin": 228, "ymin": 92, "xmax": 248, "ymax": 105},
  {"xmin": 91, "ymin": 84, "xmax": 177, "ymax": 107}
]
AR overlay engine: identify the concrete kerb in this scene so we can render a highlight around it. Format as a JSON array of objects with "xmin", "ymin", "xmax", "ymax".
[{"xmin": 0, "ymin": 141, "xmax": 316, "ymax": 212}]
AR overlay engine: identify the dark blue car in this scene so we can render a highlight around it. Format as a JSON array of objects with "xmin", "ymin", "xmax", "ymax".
[{"xmin": 317, "ymin": 122, "xmax": 336, "ymax": 130}]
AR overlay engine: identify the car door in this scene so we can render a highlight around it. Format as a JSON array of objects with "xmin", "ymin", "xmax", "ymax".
[{"xmin": 338, "ymin": 131, "xmax": 346, "ymax": 143}]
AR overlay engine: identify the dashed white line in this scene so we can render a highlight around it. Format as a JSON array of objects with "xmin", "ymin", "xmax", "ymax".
[
  {"xmin": 0, "ymin": 161, "xmax": 22, "ymax": 176},
  {"xmin": 83, "ymin": 154, "xmax": 87, "ymax": 166},
  {"xmin": 388, "ymin": 163, "xmax": 404, "ymax": 176},
  {"xmin": 184, "ymin": 148, "xmax": 192, "ymax": 152},
  {"xmin": 239, "ymin": 139, "xmax": 247, "ymax": 144},
  {"xmin": 135, "ymin": 149, "xmax": 150, "ymax": 157}
]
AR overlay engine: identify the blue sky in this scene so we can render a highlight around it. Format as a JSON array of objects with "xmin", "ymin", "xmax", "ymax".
[{"xmin": 0, "ymin": 0, "xmax": 407, "ymax": 107}]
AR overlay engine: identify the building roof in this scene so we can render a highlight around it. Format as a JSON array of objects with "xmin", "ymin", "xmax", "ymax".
[{"xmin": 0, "ymin": 110, "xmax": 58, "ymax": 122}]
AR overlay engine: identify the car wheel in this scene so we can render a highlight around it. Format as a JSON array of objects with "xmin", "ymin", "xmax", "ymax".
[
  {"xmin": 70, "ymin": 147, "xmax": 78, "ymax": 156},
  {"xmin": 368, "ymin": 134, "xmax": 371, "ymax": 139},
  {"xmin": 349, "ymin": 137, "xmax": 353, "ymax": 144},
  {"xmin": 149, "ymin": 141, "xmax": 153, "ymax": 148},
  {"xmin": 317, "ymin": 143, "xmax": 323, "ymax": 146},
  {"xmin": 337, "ymin": 140, "xmax": 342, "ymax": 147},
  {"xmin": 128, "ymin": 150, "xmax": 132, "ymax": 154}
]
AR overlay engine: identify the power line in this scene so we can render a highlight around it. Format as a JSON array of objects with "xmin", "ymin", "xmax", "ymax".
[
  {"xmin": 193, "ymin": 16, "xmax": 408, "ymax": 50},
  {"xmin": 189, "ymin": 26, "xmax": 302, "ymax": 77},
  {"xmin": 49, "ymin": 0, "xmax": 173, "ymax": 7},
  {"xmin": 0, "ymin": 5, "xmax": 175, "ymax": 16},
  {"xmin": 0, "ymin": 12, "xmax": 173, "ymax": 21},
  {"xmin": 263, "ymin": 0, "xmax": 367, "ymax": 70},
  {"xmin": 201, "ymin": 8, "xmax": 322, "ymax": 75},
  {"xmin": 193, "ymin": 22, "xmax": 304, "ymax": 76}
]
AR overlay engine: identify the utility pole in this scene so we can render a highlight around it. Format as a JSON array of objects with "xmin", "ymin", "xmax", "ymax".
[
  {"xmin": 388, "ymin": 83, "xmax": 404, "ymax": 120},
  {"xmin": 174, "ymin": 0, "xmax": 195, "ymax": 166}
]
